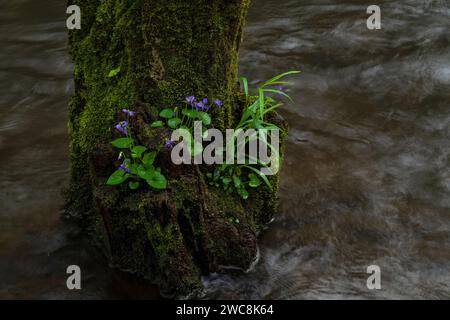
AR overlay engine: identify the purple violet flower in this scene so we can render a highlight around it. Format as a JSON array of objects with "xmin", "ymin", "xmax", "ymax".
[
  {"xmin": 165, "ymin": 139, "xmax": 174, "ymax": 149},
  {"xmin": 185, "ymin": 96, "xmax": 196, "ymax": 107},
  {"xmin": 115, "ymin": 121, "xmax": 129, "ymax": 135},
  {"xmin": 118, "ymin": 163, "xmax": 131, "ymax": 174},
  {"xmin": 201, "ymin": 98, "xmax": 210, "ymax": 111},
  {"xmin": 122, "ymin": 109, "xmax": 136, "ymax": 117},
  {"xmin": 195, "ymin": 102, "xmax": 204, "ymax": 111},
  {"xmin": 214, "ymin": 99, "xmax": 223, "ymax": 108}
]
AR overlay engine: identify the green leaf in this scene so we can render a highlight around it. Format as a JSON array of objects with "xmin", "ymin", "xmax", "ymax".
[
  {"xmin": 237, "ymin": 186, "xmax": 249, "ymax": 199},
  {"xmin": 197, "ymin": 112, "xmax": 211, "ymax": 126},
  {"xmin": 150, "ymin": 120, "xmax": 164, "ymax": 128},
  {"xmin": 182, "ymin": 108, "xmax": 199, "ymax": 119},
  {"xmin": 263, "ymin": 88, "xmax": 293, "ymax": 102},
  {"xmin": 159, "ymin": 108, "xmax": 174, "ymax": 119},
  {"xmin": 262, "ymin": 103, "xmax": 283, "ymax": 116},
  {"xmin": 142, "ymin": 151, "xmax": 157, "ymax": 167},
  {"xmin": 266, "ymin": 81, "xmax": 289, "ymax": 86},
  {"xmin": 146, "ymin": 170, "xmax": 167, "ymax": 189},
  {"xmin": 244, "ymin": 166, "xmax": 272, "ymax": 188},
  {"xmin": 222, "ymin": 177, "xmax": 232, "ymax": 186},
  {"xmin": 240, "ymin": 76, "xmax": 249, "ymax": 96},
  {"xmin": 129, "ymin": 163, "xmax": 138, "ymax": 175},
  {"xmin": 131, "ymin": 146, "xmax": 147, "ymax": 159},
  {"xmin": 124, "ymin": 159, "xmax": 132, "ymax": 167},
  {"xmin": 251, "ymin": 119, "xmax": 264, "ymax": 129},
  {"xmin": 237, "ymin": 100, "xmax": 259, "ymax": 128},
  {"xmin": 106, "ymin": 170, "xmax": 129, "ymax": 185},
  {"xmin": 111, "ymin": 137, "xmax": 133, "ymax": 149},
  {"xmin": 233, "ymin": 175, "xmax": 241, "ymax": 188},
  {"xmin": 108, "ymin": 67, "xmax": 121, "ymax": 78},
  {"xmin": 258, "ymin": 88, "xmax": 265, "ymax": 119},
  {"xmin": 137, "ymin": 166, "xmax": 154, "ymax": 180},
  {"xmin": 168, "ymin": 117, "xmax": 182, "ymax": 129},
  {"xmin": 248, "ymin": 173, "xmax": 262, "ymax": 188},
  {"xmin": 129, "ymin": 181, "xmax": 140, "ymax": 190},
  {"xmin": 262, "ymin": 121, "xmax": 282, "ymax": 131},
  {"xmin": 213, "ymin": 167, "xmax": 221, "ymax": 179},
  {"xmin": 261, "ymin": 70, "xmax": 301, "ymax": 88}
]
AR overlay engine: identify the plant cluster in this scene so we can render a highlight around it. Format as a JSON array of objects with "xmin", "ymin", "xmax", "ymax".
[
  {"xmin": 207, "ymin": 71, "xmax": 300, "ymax": 199},
  {"xmin": 106, "ymin": 71, "xmax": 300, "ymax": 200},
  {"xmin": 106, "ymin": 109, "xmax": 167, "ymax": 190}
]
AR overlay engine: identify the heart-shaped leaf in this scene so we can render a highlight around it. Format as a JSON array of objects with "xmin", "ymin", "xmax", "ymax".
[
  {"xmin": 129, "ymin": 163, "xmax": 138, "ymax": 174},
  {"xmin": 197, "ymin": 112, "xmax": 211, "ymax": 126},
  {"xmin": 151, "ymin": 120, "xmax": 164, "ymax": 128},
  {"xmin": 168, "ymin": 117, "xmax": 182, "ymax": 129},
  {"xmin": 146, "ymin": 170, "xmax": 167, "ymax": 190},
  {"xmin": 248, "ymin": 173, "xmax": 261, "ymax": 188},
  {"xmin": 106, "ymin": 170, "xmax": 129, "ymax": 185},
  {"xmin": 111, "ymin": 137, "xmax": 133, "ymax": 149},
  {"xmin": 182, "ymin": 109, "xmax": 199, "ymax": 119},
  {"xmin": 137, "ymin": 166, "xmax": 154, "ymax": 180},
  {"xmin": 159, "ymin": 108, "xmax": 174, "ymax": 119},
  {"xmin": 131, "ymin": 145, "xmax": 147, "ymax": 158},
  {"xmin": 142, "ymin": 151, "xmax": 157, "ymax": 167}
]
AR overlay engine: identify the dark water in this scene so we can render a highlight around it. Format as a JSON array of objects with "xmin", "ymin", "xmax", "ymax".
[{"xmin": 1, "ymin": 0, "xmax": 449, "ymax": 299}]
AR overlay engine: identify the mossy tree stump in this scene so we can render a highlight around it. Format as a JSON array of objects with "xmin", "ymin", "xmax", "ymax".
[{"xmin": 67, "ymin": 0, "xmax": 283, "ymax": 297}]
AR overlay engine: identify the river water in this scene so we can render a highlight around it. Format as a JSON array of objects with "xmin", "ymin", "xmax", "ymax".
[{"xmin": 1, "ymin": 0, "xmax": 449, "ymax": 299}]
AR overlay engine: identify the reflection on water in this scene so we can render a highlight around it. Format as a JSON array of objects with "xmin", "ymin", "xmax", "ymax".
[{"xmin": 1, "ymin": 0, "xmax": 449, "ymax": 299}]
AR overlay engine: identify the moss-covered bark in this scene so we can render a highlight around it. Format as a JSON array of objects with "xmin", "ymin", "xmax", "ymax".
[{"xmin": 67, "ymin": 0, "xmax": 284, "ymax": 297}]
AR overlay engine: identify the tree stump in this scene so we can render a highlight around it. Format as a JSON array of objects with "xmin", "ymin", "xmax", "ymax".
[{"xmin": 66, "ymin": 0, "xmax": 284, "ymax": 297}]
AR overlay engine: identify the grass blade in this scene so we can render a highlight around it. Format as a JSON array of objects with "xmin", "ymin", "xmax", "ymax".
[
  {"xmin": 240, "ymin": 76, "xmax": 249, "ymax": 96},
  {"xmin": 261, "ymin": 70, "xmax": 301, "ymax": 88},
  {"xmin": 263, "ymin": 89, "xmax": 293, "ymax": 102}
]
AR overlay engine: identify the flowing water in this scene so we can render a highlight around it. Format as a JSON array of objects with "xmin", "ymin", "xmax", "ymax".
[{"xmin": 1, "ymin": 0, "xmax": 449, "ymax": 299}]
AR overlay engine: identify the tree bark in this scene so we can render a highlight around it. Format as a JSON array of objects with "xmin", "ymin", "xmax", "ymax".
[{"xmin": 67, "ymin": 0, "xmax": 282, "ymax": 297}]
